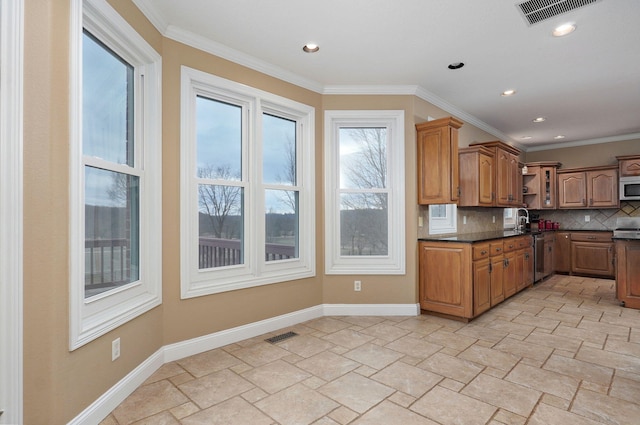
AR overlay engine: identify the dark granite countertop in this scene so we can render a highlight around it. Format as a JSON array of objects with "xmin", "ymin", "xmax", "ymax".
[{"xmin": 418, "ymin": 230, "xmax": 538, "ymax": 243}]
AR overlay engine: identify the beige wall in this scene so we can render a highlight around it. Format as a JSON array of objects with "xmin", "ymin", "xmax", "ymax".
[
  {"xmin": 525, "ymin": 139, "xmax": 640, "ymax": 169},
  {"xmin": 23, "ymin": 1, "xmax": 639, "ymax": 423}
]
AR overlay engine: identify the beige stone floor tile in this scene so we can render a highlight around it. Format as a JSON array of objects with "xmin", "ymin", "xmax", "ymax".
[
  {"xmin": 420, "ymin": 314, "xmax": 467, "ymax": 331},
  {"xmin": 327, "ymin": 405, "xmax": 359, "ymax": 425},
  {"xmin": 231, "ymin": 342, "xmax": 291, "ymax": 367},
  {"xmin": 229, "ymin": 362, "xmax": 253, "ymax": 374},
  {"xmin": 605, "ymin": 338, "xmax": 640, "ymax": 357},
  {"xmin": 557, "ymin": 305, "xmax": 603, "ymax": 320},
  {"xmin": 387, "ymin": 391, "xmax": 417, "ymax": 408},
  {"xmin": 484, "ymin": 367, "xmax": 509, "ymax": 379},
  {"xmin": 455, "ymin": 325, "xmax": 509, "ymax": 343},
  {"xmin": 336, "ymin": 316, "xmax": 386, "ymax": 328},
  {"xmin": 505, "ymin": 363, "xmax": 580, "ymax": 400},
  {"xmin": 241, "ymin": 359, "xmax": 311, "ymax": 394},
  {"xmin": 528, "ymin": 403, "xmax": 603, "ymax": 425},
  {"xmin": 319, "ymin": 372, "xmax": 394, "ymax": 413},
  {"xmin": 130, "ymin": 411, "xmax": 180, "ymax": 425},
  {"xmin": 438, "ymin": 378, "xmax": 465, "ymax": 392},
  {"xmin": 484, "ymin": 319, "xmax": 535, "ymax": 337},
  {"xmin": 535, "ymin": 308, "xmax": 583, "ymax": 326},
  {"xmin": 343, "ymin": 342, "xmax": 404, "ymax": 370},
  {"xmin": 303, "ymin": 376, "xmax": 327, "ymax": 389},
  {"xmin": 112, "ymin": 380, "xmax": 188, "ymax": 425},
  {"xmin": 359, "ymin": 322, "xmax": 412, "ymax": 341},
  {"xmin": 581, "ymin": 381, "xmax": 610, "ymax": 394},
  {"xmin": 383, "ymin": 335, "xmax": 442, "ymax": 359},
  {"xmin": 571, "ymin": 388, "xmax": 640, "ymax": 425},
  {"xmin": 320, "ymin": 328, "xmax": 375, "ymax": 349},
  {"xmin": 177, "ymin": 348, "xmax": 244, "ymax": 378},
  {"xmin": 313, "ymin": 417, "xmax": 340, "ymax": 425},
  {"xmin": 511, "ymin": 312, "xmax": 559, "ymax": 330},
  {"xmin": 540, "ymin": 393, "xmax": 571, "ymax": 410},
  {"xmin": 578, "ymin": 319, "xmax": 631, "ymax": 338},
  {"xmin": 352, "ymin": 400, "xmax": 440, "ymax": 425},
  {"xmin": 462, "ymin": 373, "xmax": 541, "ymax": 417},
  {"xmin": 169, "ymin": 401, "xmax": 200, "ymax": 419},
  {"xmin": 524, "ymin": 330, "xmax": 582, "ymax": 351},
  {"xmin": 458, "ymin": 344, "xmax": 520, "ymax": 371},
  {"xmin": 493, "ymin": 336, "xmax": 554, "ymax": 362},
  {"xmin": 143, "ymin": 362, "xmax": 187, "ymax": 385},
  {"xmin": 304, "ymin": 317, "xmax": 353, "ymax": 333},
  {"xmin": 411, "ymin": 385, "xmax": 497, "ymax": 425},
  {"xmin": 273, "ymin": 334, "xmax": 335, "ymax": 358},
  {"xmin": 552, "ymin": 324, "xmax": 608, "ymax": 346},
  {"xmin": 255, "ymin": 383, "xmax": 339, "ymax": 425},
  {"xmin": 500, "ymin": 301, "xmax": 544, "ymax": 315},
  {"xmin": 393, "ymin": 317, "xmax": 443, "ymax": 335},
  {"xmin": 610, "ymin": 375, "xmax": 640, "ymax": 404},
  {"xmin": 169, "ymin": 372, "xmax": 195, "ymax": 386},
  {"xmin": 492, "ymin": 409, "xmax": 526, "ymax": 425},
  {"xmin": 181, "ymin": 396, "xmax": 273, "ymax": 425},
  {"xmin": 241, "ymin": 387, "xmax": 269, "ymax": 403},
  {"xmin": 329, "ymin": 345, "xmax": 349, "ymax": 355},
  {"xmin": 543, "ymin": 353, "xmax": 613, "ymax": 386},
  {"xmin": 575, "ymin": 345, "xmax": 640, "ymax": 373},
  {"xmin": 295, "ymin": 350, "xmax": 360, "ymax": 381},
  {"xmin": 399, "ymin": 355, "xmax": 423, "ymax": 366},
  {"xmin": 371, "ymin": 361, "xmax": 442, "ymax": 398},
  {"xmin": 423, "ymin": 328, "xmax": 477, "ymax": 351},
  {"xmin": 178, "ymin": 369, "xmax": 254, "ymax": 409},
  {"xmin": 417, "ymin": 352, "xmax": 483, "ymax": 384},
  {"xmin": 353, "ymin": 364, "xmax": 377, "ymax": 377}
]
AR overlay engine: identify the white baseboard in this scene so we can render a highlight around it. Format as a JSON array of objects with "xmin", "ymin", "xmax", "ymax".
[{"xmin": 68, "ymin": 303, "xmax": 418, "ymax": 425}]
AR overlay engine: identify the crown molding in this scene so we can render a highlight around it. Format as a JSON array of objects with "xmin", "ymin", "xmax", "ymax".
[
  {"xmin": 131, "ymin": 0, "xmax": 169, "ymax": 33},
  {"xmin": 526, "ymin": 132, "xmax": 640, "ymax": 152}
]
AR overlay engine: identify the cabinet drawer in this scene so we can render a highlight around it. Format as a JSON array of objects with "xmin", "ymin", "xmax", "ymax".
[
  {"xmin": 516, "ymin": 236, "xmax": 532, "ymax": 249},
  {"xmin": 503, "ymin": 238, "xmax": 518, "ymax": 253},
  {"xmin": 571, "ymin": 232, "xmax": 613, "ymax": 243},
  {"xmin": 490, "ymin": 242, "xmax": 504, "ymax": 256},
  {"xmin": 473, "ymin": 243, "xmax": 491, "ymax": 260}
]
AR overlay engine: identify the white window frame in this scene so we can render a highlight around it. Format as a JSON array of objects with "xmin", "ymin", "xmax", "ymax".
[
  {"xmin": 504, "ymin": 207, "xmax": 517, "ymax": 229},
  {"xmin": 429, "ymin": 204, "xmax": 458, "ymax": 235},
  {"xmin": 324, "ymin": 110, "xmax": 405, "ymax": 275},
  {"xmin": 180, "ymin": 66, "xmax": 315, "ymax": 298},
  {"xmin": 69, "ymin": 0, "xmax": 162, "ymax": 350},
  {"xmin": 0, "ymin": 0, "xmax": 23, "ymax": 422}
]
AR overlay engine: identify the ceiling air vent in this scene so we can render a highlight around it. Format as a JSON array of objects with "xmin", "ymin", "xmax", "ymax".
[{"xmin": 517, "ymin": 0, "xmax": 602, "ymax": 25}]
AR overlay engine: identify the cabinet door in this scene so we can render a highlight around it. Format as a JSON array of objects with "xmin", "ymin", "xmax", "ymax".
[
  {"xmin": 419, "ymin": 242, "xmax": 472, "ymax": 317},
  {"xmin": 416, "ymin": 118, "xmax": 461, "ymax": 205},
  {"xmin": 558, "ymin": 172, "xmax": 587, "ymax": 208},
  {"xmin": 588, "ymin": 169, "xmax": 618, "ymax": 208},
  {"xmin": 540, "ymin": 167, "xmax": 557, "ymax": 209},
  {"xmin": 490, "ymin": 256, "xmax": 505, "ymax": 306},
  {"xmin": 473, "ymin": 259, "xmax": 491, "ymax": 316},
  {"xmin": 523, "ymin": 246, "xmax": 534, "ymax": 288},
  {"xmin": 616, "ymin": 241, "xmax": 640, "ymax": 309},
  {"xmin": 571, "ymin": 241, "xmax": 615, "ymax": 277},
  {"xmin": 555, "ymin": 232, "xmax": 571, "ymax": 273},
  {"xmin": 478, "ymin": 152, "xmax": 495, "ymax": 205},
  {"xmin": 495, "ymin": 149, "xmax": 512, "ymax": 206},
  {"xmin": 503, "ymin": 251, "xmax": 517, "ymax": 298}
]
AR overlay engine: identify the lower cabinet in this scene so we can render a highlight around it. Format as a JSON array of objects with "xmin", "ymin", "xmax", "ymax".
[
  {"xmin": 570, "ymin": 232, "xmax": 615, "ymax": 278},
  {"xmin": 555, "ymin": 232, "xmax": 571, "ymax": 273},
  {"xmin": 419, "ymin": 235, "xmax": 533, "ymax": 320},
  {"xmin": 616, "ymin": 240, "xmax": 640, "ymax": 309}
]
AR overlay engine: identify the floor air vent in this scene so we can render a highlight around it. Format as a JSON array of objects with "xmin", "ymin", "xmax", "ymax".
[
  {"xmin": 517, "ymin": 0, "xmax": 601, "ymax": 25},
  {"xmin": 265, "ymin": 331, "xmax": 298, "ymax": 344}
]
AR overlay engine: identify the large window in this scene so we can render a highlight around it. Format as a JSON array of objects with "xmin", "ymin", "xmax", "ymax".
[
  {"xmin": 69, "ymin": 0, "xmax": 162, "ymax": 349},
  {"xmin": 324, "ymin": 110, "xmax": 405, "ymax": 274},
  {"xmin": 181, "ymin": 67, "xmax": 315, "ymax": 298}
]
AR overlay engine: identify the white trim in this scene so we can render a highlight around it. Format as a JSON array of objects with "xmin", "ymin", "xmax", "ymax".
[
  {"xmin": 525, "ymin": 132, "xmax": 640, "ymax": 152},
  {"xmin": 428, "ymin": 204, "xmax": 458, "ymax": 235},
  {"xmin": 69, "ymin": 0, "xmax": 163, "ymax": 350},
  {"xmin": 180, "ymin": 66, "xmax": 315, "ymax": 298},
  {"xmin": 0, "ymin": 0, "xmax": 24, "ymax": 422},
  {"xmin": 324, "ymin": 110, "xmax": 406, "ymax": 275},
  {"xmin": 68, "ymin": 303, "xmax": 418, "ymax": 424}
]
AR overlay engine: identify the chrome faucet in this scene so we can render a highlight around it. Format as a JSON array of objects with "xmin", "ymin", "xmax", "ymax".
[{"xmin": 516, "ymin": 208, "xmax": 529, "ymax": 232}]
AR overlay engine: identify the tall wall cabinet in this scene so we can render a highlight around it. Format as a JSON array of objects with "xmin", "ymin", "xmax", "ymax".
[
  {"xmin": 522, "ymin": 162, "xmax": 561, "ymax": 209},
  {"xmin": 416, "ymin": 117, "xmax": 463, "ymax": 205}
]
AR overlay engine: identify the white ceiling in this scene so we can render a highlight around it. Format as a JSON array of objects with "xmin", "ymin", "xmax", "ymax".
[{"xmin": 132, "ymin": 0, "xmax": 640, "ymax": 151}]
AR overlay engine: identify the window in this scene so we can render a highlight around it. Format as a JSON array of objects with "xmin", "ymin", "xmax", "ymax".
[
  {"xmin": 324, "ymin": 110, "xmax": 405, "ymax": 275},
  {"xmin": 180, "ymin": 66, "xmax": 315, "ymax": 298},
  {"xmin": 429, "ymin": 204, "xmax": 457, "ymax": 235},
  {"xmin": 69, "ymin": 0, "xmax": 162, "ymax": 349},
  {"xmin": 504, "ymin": 207, "xmax": 517, "ymax": 229}
]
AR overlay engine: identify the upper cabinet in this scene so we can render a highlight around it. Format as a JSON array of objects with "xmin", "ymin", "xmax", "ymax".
[
  {"xmin": 460, "ymin": 141, "xmax": 522, "ymax": 207},
  {"xmin": 522, "ymin": 162, "xmax": 561, "ymax": 209},
  {"xmin": 557, "ymin": 166, "xmax": 619, "ymax": 209},
  {"xmin": 617, "ymin": 155, "xmax": 640, "ymax": 177},
  {"xmin": 416, "ymin": 117, "xmax": 463, "ymax": 205}
]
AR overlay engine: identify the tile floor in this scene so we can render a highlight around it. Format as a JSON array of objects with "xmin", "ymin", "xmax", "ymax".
[{"xmin": 101, "ymin": 275, "xmax": 640, "ymax": 425}]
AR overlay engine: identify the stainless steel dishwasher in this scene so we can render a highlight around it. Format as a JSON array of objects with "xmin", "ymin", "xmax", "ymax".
[{"xmin": 534, "ymin": 232, "xmax": 555, "ymax": 282}]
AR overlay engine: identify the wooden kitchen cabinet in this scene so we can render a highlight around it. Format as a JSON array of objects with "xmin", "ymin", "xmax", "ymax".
[
  {"xmin": 467, "ymin": 141, "xmax": 522, "ymax": 207},
  {"xmin": 555, "ymin": 232, "xmax": 571, "ymax": 273},
  {"xmin": 557, "ymin": 166, "xmax": 619, "ymax": 209},
  {"xmin": 617, "ymin": 155, "xmax": 640, "ymax": 177},
  {"xmin": 459, "ymin": 145, "xmax": 495, "ymax": 207},
  {"xmin": 522, "ymin": 162, "xmax": 561, "ymax": 209},
  {"xmin": 570, "ymin": 232, "xmax": 615, "ymax": 277},
  {"xmin": 616, "ymin": 240, "xmax": 640, "ymax": 309},
  {"xmin": 416, "ymin": 117, "xmax": 463, "ymax": 205}
]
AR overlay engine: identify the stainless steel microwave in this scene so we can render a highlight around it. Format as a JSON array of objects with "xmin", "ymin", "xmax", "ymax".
[{"xmin": 620, "ymin": 176, "xmax": 640, "ymax": 200}]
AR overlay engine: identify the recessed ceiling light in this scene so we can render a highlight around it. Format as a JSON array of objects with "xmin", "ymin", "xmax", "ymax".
[
  {"xmin": 554, "ymin": 135, "xmax": 566, "ymax": 139},
  {"xmin": 302, "ymin": 43, "xmax": 319, "ymax": 53},
  {"xmin": 447, "ymin": 62, "xmax": 465, "ymax": 70},
  {"xmin": 532, "ymin": 117, "xmax": 546, "ymax": 123},
  {"xmin": 553, "ymin": 23, "xmax": 576, "ymax": 37},
  {"xmin": 501, "ymin": 89, "xmax": 516, "ymax": 96},
  {"xmin": 521, "ymin": 136, "xmax": 532, "ymax": 140}
]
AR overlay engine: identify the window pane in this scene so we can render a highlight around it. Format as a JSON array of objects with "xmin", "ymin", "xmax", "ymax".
[
  {"xmin": 339, "ymin": 127, "xmax": 387, "ymax": 189},
  {"xmin": 430, "ymin": 204, "xmax": 447, "ymax": 218},
  {"xmin": 198, "ymin": 184, "xmax": 244, "ymax": 268},
  {"xmin": 85, "ymin": 166, "xmax": 139, "ymax": 297},
  {"xmin": 340, "ymin": 193, "xmax": 388, "ymax": 256},
  {"xmin": 83, "ymin": 31, "xmax": 134, "ymax": 166},
  {"xmin": 197, "ymin": 96, "xmax": 242, "ymax": 180},
  {"xmin": 263, "ymin": 113, "xmax": 296, "ymax": 185},
  {"xmin": 265, "ymin": 189, "xmax": 299, "ymax": 261}
]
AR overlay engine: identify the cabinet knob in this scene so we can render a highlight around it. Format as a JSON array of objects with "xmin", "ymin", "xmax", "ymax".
[{"xmin": 481, "ymin": 250, "xmax": 488, "ymax": 255}]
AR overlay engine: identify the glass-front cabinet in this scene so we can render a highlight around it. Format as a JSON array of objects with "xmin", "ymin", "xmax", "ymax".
[{"xmin": 522, "ymin": 162, "xmax": 561, "ymax": 209}]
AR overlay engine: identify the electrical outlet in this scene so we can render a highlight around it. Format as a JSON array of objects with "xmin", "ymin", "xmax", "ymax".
[
  {"xmin": 463, "ymin": 215, "xmax": 467, "ymax": 225},
  {"xmin": 354, "ymin": 280, "xmax": 361, "ymax": 291},
  {"xmin": 492, "ymin": 215, "xmax": 496, "ymax": 223},
  {"xmin": 418, "ymin": 216, "xmax": 423, "ymax": 227},
  {"xmin": 112, "ymin": 338, "xmax": 120, "ymax": 361},
  {"xmin": 585, "ymin": 215, "xmax": 591, "ymax": 222}
]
